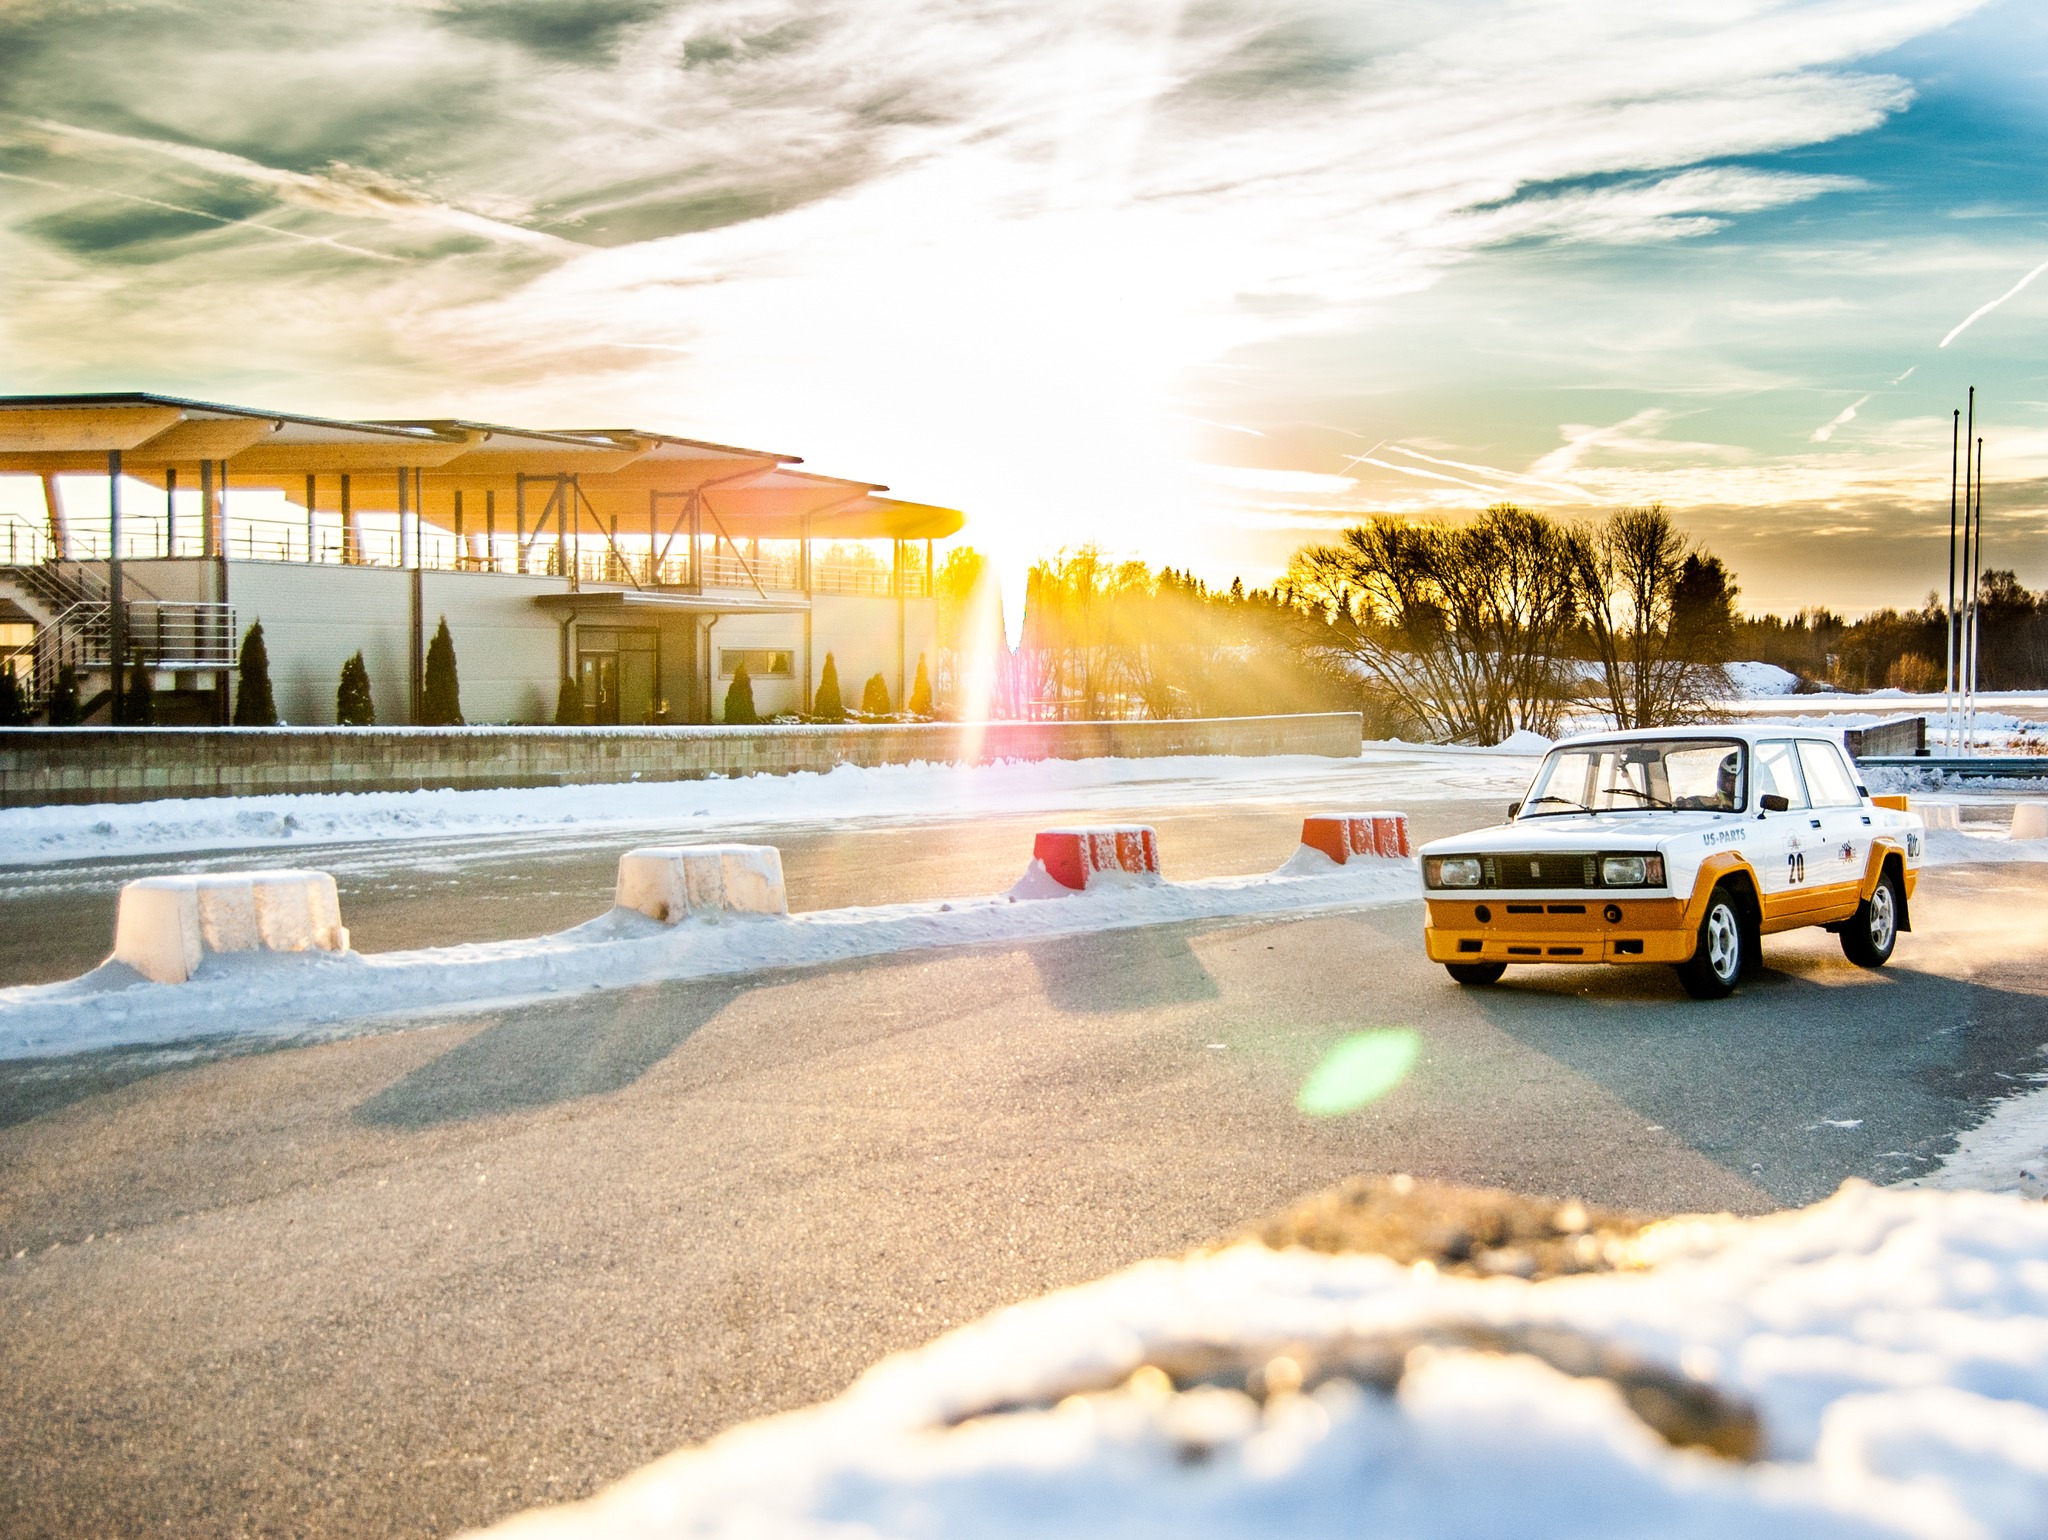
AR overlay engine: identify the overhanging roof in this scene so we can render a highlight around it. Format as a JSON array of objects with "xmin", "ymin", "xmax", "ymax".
[
  {"xmin": 533, "ymin": 589, "xmax": 811, "ymax": 616},
  {"xmin": 0, "ymin": 392, "xmax": 962, "ymax": 541}
]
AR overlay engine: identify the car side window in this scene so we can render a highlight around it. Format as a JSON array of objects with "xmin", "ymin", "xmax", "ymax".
[
  {"xmin": 1753, "ymin": 740, "xmax": 1809, "ymax": 809},
  {"xmin": 1796, "ymin": 741, "xmax": 1860, "ymax": 807}
]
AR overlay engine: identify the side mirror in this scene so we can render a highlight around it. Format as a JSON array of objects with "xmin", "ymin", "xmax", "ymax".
[
  {"xmin": 1507, "ymin": 800, "xmax": 1522, "ymax": 819},
  {"xmin": 1760, "ymin": 793, "xmax": 1789, "ymax": 813}
]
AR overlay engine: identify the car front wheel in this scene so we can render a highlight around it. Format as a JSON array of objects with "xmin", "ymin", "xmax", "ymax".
[
  {"xmin": 1840, "ymin": 866, "xmax": 1901, "ymax": 968},
  {"xmin": 1674, "ymin": 885, "xmax": 1746, "ymax": 999},
  {"xmin": 1445, "ymin": 961, "xmax": 1507, "ymax": 986}
]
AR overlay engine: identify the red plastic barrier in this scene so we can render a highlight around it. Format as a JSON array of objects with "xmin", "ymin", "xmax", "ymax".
[
  {"xmin": 1299, "ymin": 811, "xmax": 1410, "ymax": 864},
  {"xmin": 1033, "ymin": 826, "xmax": 1161, "ymax": 891}
]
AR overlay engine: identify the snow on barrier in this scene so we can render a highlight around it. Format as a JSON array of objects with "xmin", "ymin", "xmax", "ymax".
[
  {"xmin": 1299, "ymin": 810, "xmax": 1412, "ymax": 864},
  {"xmin": 112, "ymin": 871, "xmax": 350, "ymax": 985},
  {"xmin": 614, "ymin": 845, "xmax": 788, "ymax": 923},
  {"xmin": 2013, "ymin": 802, "xmax": 2048, "ymax": 840},
  {"xmin": 1027, "ymin": 826, "xmax": 1161, "ymax": 893}
]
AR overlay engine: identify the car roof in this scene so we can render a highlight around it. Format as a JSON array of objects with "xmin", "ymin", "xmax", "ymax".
[{"xmin": 1547, "ymin": 723, "xmax": 1848, "ymax": 749}]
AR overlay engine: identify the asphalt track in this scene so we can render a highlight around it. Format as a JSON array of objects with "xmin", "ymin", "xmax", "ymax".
[{"xmin": 2, "ymin": 800, "xmax": 2047, "ymax": 1538}]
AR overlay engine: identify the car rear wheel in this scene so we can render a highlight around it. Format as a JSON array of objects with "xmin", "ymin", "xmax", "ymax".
[
  {"xmin": 1445, "ymin": 961, "xmax": 1507, "ymax": 986},
  {"xmin": 1674, "ymin": 884, "xmax": 1745, "ymax": 1000},
  {"xmin": 1840, "ymin": 866, "xmax": 1901, "ymax": 968}
]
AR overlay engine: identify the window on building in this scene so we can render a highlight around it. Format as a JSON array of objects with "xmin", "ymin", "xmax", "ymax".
[{"xmin": 718, "ymin": 648, "xmax": 793, "ymax": 678}]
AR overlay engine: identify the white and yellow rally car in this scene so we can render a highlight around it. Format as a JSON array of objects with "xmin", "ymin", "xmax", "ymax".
[{"xmin": 1419, "ymin": 726, "xmax": 1924, "ymax": 999}]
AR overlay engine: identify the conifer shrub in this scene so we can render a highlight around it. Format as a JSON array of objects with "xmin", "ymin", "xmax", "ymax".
[
  {"xmin": 813, "ymin": 652, "xmax": 846, "ymax": 721},
  {"xmin": 860, "ymin": 672, "xmax": 892, "ymax": 717},
  {"xmin": 0, "ymin": 665, "xmax": 27, "ymax": 726},
  {"xmin": 554, "ymin": 674, "xmax": 583, "ymax": 725},
  {"xmin": 420, "ymin": 617, "xmax": 463, "ymax": 726},
  {"xmin": 121, "ymin": 649, "xmax": 156, "ymax": 725},
  {"xmin": 337, "ymin": 651, "xmax": 376, "ymax": 725},
  {"xmin": 233, "ymin": 621, "xmax": 278, "ymax": 726},
  {"xmin": 723, "ymin": 661, "xmax": 759, "ymax": 724},
  {"xmin": 907, "ymin": 654, "xmax": 932, "ymax": 718},
  {"xmin": 45, "ymin": 664, "xmax": 80, "ymax": 725}
]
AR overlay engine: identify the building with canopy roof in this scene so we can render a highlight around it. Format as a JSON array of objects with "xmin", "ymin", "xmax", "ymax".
[{"xmin": 0, "ymin": 393, "xmax": 962, "ymax": 725}]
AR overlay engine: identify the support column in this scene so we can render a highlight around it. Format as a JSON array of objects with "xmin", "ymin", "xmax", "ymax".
[
  {"xmin": 397, "ymin": 467, "xmax": 410, "ymax": 569},
  {"xmin": 40, "ymin": 473, "xmax": 66, "ymax": 558},
  {"xmin": 485, "ymin": 490, "xmax": 497, "ymax": 572},
  {"xmin": 213, "ymin": 461, "xmax": 231, "ymax": 725},
  {"xmin": 199, "ymin": 460, "xmax": 215, "ymax": 559},
  {"xmin": 108, "ymin": 450, "xmax": 125, "ymax": 723},
  {"xmin": 454, "ymin": 490, "xmax": 465, "ymax": 566},
  {"xmin": 515, "ymin": 475, "xmax": 528, "ymax": 573},
  {"xmin": 894, "ymin": 538, "xmax": 906, "ymax": 709},
  {"xmin": 341, "ymin": 474, "xmax": 356, "ymax": 564},
  {"xmin": 648, "ymin": 489, "xmax": 659, "ymax": 584},
  {"xmin": 304, "ymin": 474, "xmax": 316, "ymax": 562},
  {"xmin": 165, "ymin": 468, "xmax": 178, "ymax": 557},
  {"xmin": 687, "ymin": 489, "xmax": 701, "ymax": 591},
  {"xmin": 568, "ymin": 475, "xmax": 581, "ymax": 593}
]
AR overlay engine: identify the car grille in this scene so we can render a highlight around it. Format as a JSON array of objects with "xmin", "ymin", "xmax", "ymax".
[{"xmin": 1481, "ymin": 853, "xmax": 1598, "ymax": 889}]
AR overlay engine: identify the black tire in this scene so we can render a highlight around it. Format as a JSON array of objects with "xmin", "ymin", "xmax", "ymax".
[
  {"xmin": 1673, "ymin": 883, "xmax": 1746, "ymax": 1000},
  {"xmin": 1446, "ymin": 961, "xmax": 1507, "ymax": 986},
  {"xmin": 1840, "ymin": 865, "xmax": 1901, "ymax": 968}
]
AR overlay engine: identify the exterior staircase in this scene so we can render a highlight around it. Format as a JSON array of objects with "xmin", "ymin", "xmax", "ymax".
[{"xmin": 0, "ymin": 561, "xmax": 233, "ymax": 714}]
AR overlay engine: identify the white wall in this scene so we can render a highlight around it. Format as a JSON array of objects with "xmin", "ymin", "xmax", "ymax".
[
  {"xmin": 809, "ymin": 595, "xmax": 937, "ymax": 712},
  {"xmin": 421, "ymin": 569, "xmax": 562, "ymax": 724},
  {"xmin": 705, "ymin": 613, "xmax": 806, "ymax": 719},
  {"xmin": 226, "ymin": 562, "xmax": 413, "ymax": 725}
]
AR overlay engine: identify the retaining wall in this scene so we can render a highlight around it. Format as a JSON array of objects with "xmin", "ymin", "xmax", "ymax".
[{"xmin": 0, "ymin": 713, "xmax": 1363, "ymax": 807}]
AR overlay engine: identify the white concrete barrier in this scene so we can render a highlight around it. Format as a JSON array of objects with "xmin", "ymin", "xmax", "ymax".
[
  {"xmin": 112, "ymin": 871, "xmax": 350, "ymax": 985},
  {"xmin": 2012, "ymin": 802, "xmax": 2048, "ymax": 841},
  {"xmin": 1917, "ymin": 801, "xmax": 1962, "ymax": 830},
  {"xmin": 615, "ymin": 845, "xmax": 788, "ymax": 923}
]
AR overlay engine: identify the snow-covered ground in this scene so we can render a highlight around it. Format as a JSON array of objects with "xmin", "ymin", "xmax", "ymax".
[
  {"xmin": 0, "ymin": 746, "xmax": 1541, "ymax": 868},
  {"xmin": 475, "ymin": 1182, "xmax": 2048, "ymax": 1540},
  {"xmin": 1723, "ymin": 660, "xmax": 1802, "ymax": 696},
  {"xmin": 0, "ymin": 856, "xmax": 1418, "ymax": 1062}
]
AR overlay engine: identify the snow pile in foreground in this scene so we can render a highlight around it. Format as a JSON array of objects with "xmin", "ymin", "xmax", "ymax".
[
  {"xmin": 1723, "ymin": 660, "xmax": 1802, "ymax": 696},
  {"xmin": 475, "ymin": 1183, "xmax": 2048, "ymax": 1540},
  {"xmin": 0, "ymin": 859, "xmax": 1417, "ymax": 1061}
]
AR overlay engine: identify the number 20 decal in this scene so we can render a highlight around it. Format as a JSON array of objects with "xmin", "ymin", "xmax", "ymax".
[{"xmin": 1787, "ymin": 853, "xmax": 1806, "ymax": 883}]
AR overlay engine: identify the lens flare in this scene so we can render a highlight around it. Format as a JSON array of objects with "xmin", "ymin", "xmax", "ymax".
[{"xmin": 1296, "ymin": 1030, "xmax": 1421, "ymax": 1116}]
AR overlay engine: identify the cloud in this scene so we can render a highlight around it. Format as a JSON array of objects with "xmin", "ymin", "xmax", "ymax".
[
  {"xmin": 0, "ymin": 0, "xmax": 2002, "ymax": 579},
  {"xmin": 1811, "ymin": 392, "xmax": 1873, "ymax": 442}
]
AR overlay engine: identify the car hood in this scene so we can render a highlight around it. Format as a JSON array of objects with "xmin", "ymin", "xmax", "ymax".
[{"xmin": 1419, "ymin": 810, "xmax": 1744, "ymax": 855}]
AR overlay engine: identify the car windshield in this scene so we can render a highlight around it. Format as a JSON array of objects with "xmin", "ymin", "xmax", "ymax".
[{"xmin": 1521, "ymin": 738, "xmax": 1746, "ymax": 816}]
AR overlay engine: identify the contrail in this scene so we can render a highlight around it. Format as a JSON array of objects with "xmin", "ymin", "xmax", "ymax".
[
  {"xmin": 1384, "ymin": 444, "xmax": 1591, "ymax": 500},
  {"xmin": 0, "ymin": 170, "xmax": 402, "ymax": 262},
  {"xmin": 1345, "ymin": 455, "xmax": 1507, "ymax": 498},
  {"xmin": 1940, "ymin": 254, "xmax": 2048, "ymax": 348},
  {"xmin": 1810, "ymin": 393, "xmax": 1871, "ymax": 443}
]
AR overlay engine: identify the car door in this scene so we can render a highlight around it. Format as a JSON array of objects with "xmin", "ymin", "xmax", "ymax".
[
  {"xmin": 1751, "ymin": 739, "xmax": 1814, "ymax": 923},
  {"xmin": 1797, "ymin": 739, "xmax": 1867, "ymax": 921}
]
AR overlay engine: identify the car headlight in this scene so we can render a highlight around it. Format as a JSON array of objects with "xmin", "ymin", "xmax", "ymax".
[
  {"xmin": 1600, "ymin": 854, "xmax": 1664, "ymax": 887},
  {"xmin": 1428, "ymin": 856, "xmax": 1483, "ymax": 888}
]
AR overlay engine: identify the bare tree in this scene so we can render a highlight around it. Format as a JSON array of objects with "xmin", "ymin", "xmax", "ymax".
[
  {"xmin": 1573, "ymin": 505, "xmax": 1735, "ymax": 728},
  {"xmin": 1288, "ymin": 505, "xmax": 1581, "ymax": 742}
]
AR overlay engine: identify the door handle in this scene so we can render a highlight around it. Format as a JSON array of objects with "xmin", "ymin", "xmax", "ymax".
[{"xmin": 1809, "ymin": 818, "xmax": 1822, "ymax": 828}]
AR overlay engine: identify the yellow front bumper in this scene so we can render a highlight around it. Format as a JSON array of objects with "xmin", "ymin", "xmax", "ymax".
[{"xmin": 1423, "ymin": 898, "xmax": 1696, "ymax": 966}]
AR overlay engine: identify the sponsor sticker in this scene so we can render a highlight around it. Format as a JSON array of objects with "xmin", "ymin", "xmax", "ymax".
[{"xmin": 1702, "ymin": 828, "xmax": 1745, "ymax": 847}]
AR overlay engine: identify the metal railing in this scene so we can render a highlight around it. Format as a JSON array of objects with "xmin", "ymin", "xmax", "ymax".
[{"xmin": 32, "ymin": 600, "xmax": 236, "ymax": 698}]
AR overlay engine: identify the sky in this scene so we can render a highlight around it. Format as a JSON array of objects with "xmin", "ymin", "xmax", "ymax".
[{"xmin": 3, "ymin": 0, "xmax": 2047, "ymax": 616}]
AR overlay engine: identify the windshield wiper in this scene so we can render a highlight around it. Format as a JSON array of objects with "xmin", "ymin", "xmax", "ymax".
[
  {"xmin": 1602, "ymin": 786, "xmax": 1675, "ymax": 809},
  {"xmin": 1520, "ymin": 795, "xmax": 1590, "ymax": 816}
]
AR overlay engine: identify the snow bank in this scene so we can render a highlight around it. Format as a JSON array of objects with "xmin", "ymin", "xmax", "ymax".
[
  {"xmin": 1490, "ymin": 728, "xmax": 1554, "ymax": 753},
  {"xmin": 0, "ymin": 749, "xmax": 1543, "ymax": 868},
  {"xmin": 473, "ymin": 1182, "xmax": 2048, "ymax": 1540},
  {"xmin": 1723, "ymin": 661, "xmax": 1802, "ymax": 697},
  {"xmin": 0, "ymin": 860, "xmax": 1418, "ymax": 1062}
]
